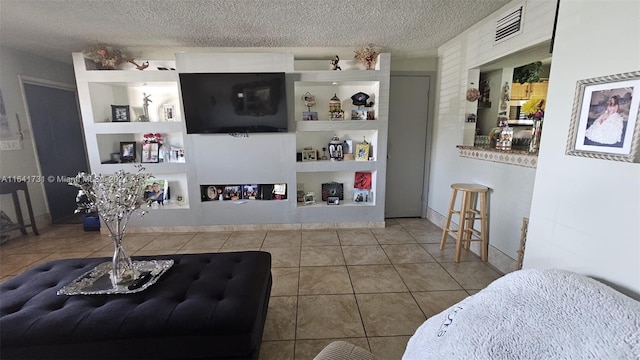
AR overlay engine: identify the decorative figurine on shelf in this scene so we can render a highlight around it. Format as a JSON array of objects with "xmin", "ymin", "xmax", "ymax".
[
  {"xmin": 138, "ymin": 93, "xmax": 152, "ymax": 122},
  {"xmin": 328, "ymin": 135, "xmax": 344, "ymax": 161},
  {"xmin": 129, "ymin": 59, "xmax": 149, "ymax": 71},
  {"xmin": 330, "ymin": 55, "xmax": 342, "ymax": 71},
  {"xmin": 301, "ymin": 92, "xmax": 318, "ymax": 121},
  {"xmin": 83, "ymin": 43, "xmax": 130, "ymax": 69},
  {"xmin": 329, "ymin": 94, "xmax": 344, "ymax": 120},
  {"xmin": 321, "ymin": 147, "xmax": 328, "ymax": 160},
  {"xmin": 351, "ymin": 92, "xmax": 373, "ymax": 120}
]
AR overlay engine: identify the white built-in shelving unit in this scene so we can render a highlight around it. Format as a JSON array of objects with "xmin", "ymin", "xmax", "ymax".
[{"xmin": 73, "ymin": 52, "xmax": 390, "ymax": 228}]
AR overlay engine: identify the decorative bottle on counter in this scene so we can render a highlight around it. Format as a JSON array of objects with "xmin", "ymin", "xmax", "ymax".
[
  {"xmin": 529, "ymin": 119, "xmax": 543, "ymax": 152},
  {"xmin": 496, "ymin": 126, "xmax": 513, "ymax": 150}
]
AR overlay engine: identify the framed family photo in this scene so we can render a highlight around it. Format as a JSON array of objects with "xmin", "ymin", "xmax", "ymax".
[
  {"xmin": 119, "ymin": 141, "xmax": 136, "ymax": 162},
  {"xmin": 111, "ymin": 105, "xmax": 130, "ymax": 122},
  {"xmin": 566, "ymin": 71, "xmax": 640, "ymax": 162}
]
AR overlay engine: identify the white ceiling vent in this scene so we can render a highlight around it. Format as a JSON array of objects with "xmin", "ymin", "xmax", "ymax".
[{"xmin": 495, "ymin": 4, "xmax": 524, "ymax": 44}]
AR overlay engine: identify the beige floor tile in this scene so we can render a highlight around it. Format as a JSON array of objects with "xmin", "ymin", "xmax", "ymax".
[
  {"xmin": 412, "ymin": 290, "xmax": 470, "ymax": 317},
  {"xmin": 382, "ymin": 244, "xmax": 436, "ymax": 264},
  {"xmin": 368, "ymin": 336, "xmax": 411, "ymax": 360},
  {"xmin": 0, "ymin": 253, "xmax": 50, "ymax": 275},
  {"xmin": 263, "ymin": 296, "xmax": 297, "ymax": 341},
  {"xmin": 372, "ymin": 228, "xmax": 417, "ymax": 244},
  {"xmin": 337, "ymin": 229, "xmax": 378, "ymax": 245},
  {"xmin": 133, "ymin": 249, "xmax": 177, "ymax": 256},
  {"xmin": 271, "ymin": 267, "xmax": 299, "ymax": 296},
  {"xmin": 218, "ymin": 245, "xmax": 262, "ymax": 252},
  {"xmin": 228, "ymin": 231, "xmax": 267, "ymax": 242},
  {"xmin": 262, "ymin": 247, "xmax": 301, "ymax": 267},
  {"xmin": 180, "ymin": 233, "xmax": 229, "ymax": 252},
  {"xmin": 135, "ymin": 234, "xmax": 194, "ymax": 251},
  {"xmin": 221, "ymin": 236, "xmax": 265, "ymax": 250},
  {"xmin": 6, "ymin": 237, "xmax": 89, "ymax": 254},
  {"xmin": 409, "ymin": 228, "xmax": 444, "ymax": 244},
  {"xmin": 259, "ymin": 341, "xmax": 294, "ymax": 360},
  {"xmin": 263, "ymin": 231, "xmax": 302, "ymax": 248},
  {"xmin": 439, "ymin": 262, "xmax": 503, "ymax": 290},
  {"xmin": 394, "ymin": 263, "xmax": 463, "ymax": 291},
  {"xmin": 342, "ymin": 245, "xmax": 390, "ymax": 265},
  {"xmin": 299, "ymin": 266, "xmax": 352, "ymax": 295},
  {"xmin": 421, "ymin": 243, "xmax": 482, "ymax": 263},
  {"xmin": 296, "ymin": 294, "xmax": 365, "ymax": 339},
  {"xmin": 301, "ymin": 230, "xmax": 340, "ymax": 246},
  {"xmin": 294, "ymin": 338, "xmax": 370, "ymax": 360},
  {"xmin": 466, "ymin": 289, "xmax": 481, "ymax": 295},
  {"xmin": 300, "ymin": 246, "xmax": 345, "ymax": 266},
  {"xmin": 37, "ymin": 252, "xmax": 95, "ymax": 263},
  {"xmin": 348, "ymin": 265, "xmax": 408, "ymax": 293},
  {"xmin": 356, "ymin": 293, "xmax": 425, "ymax": 336}
]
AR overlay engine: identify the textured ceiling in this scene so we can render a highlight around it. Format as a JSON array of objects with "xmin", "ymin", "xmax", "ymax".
[{"xmin": 0, "ymin": 0, "xmax": 512, "ymax": 63}]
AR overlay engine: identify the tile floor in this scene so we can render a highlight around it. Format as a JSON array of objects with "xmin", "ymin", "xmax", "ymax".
[{"xmin": 0, "ymin": 218, "xmax": 504, "ymax": 360}]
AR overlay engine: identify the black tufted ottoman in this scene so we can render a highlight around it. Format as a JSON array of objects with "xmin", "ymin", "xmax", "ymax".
[{"xmin": 0, "ymin": 251, "xmax": 272, "ymax": 359}]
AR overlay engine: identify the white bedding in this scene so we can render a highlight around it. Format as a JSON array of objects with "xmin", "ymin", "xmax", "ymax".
[{"xmin": 403, "ymin": 269, "xmax": 640, "ymax": 359}]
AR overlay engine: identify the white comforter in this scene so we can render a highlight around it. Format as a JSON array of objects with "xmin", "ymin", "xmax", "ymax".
[{"xmin": 403, "ymin": 269, "xmax": 640, "ymax": 359}]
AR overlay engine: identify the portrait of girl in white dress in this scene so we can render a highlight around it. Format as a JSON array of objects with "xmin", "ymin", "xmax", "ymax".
[{"xmin": 584, "ymin": 94, "xmax": 628, "ymax": 147}]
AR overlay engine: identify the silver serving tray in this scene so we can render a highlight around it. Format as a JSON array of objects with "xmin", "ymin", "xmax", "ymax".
[{"xmin": 57, "ymin": 260, "xmax": 174, "ymax": 296}]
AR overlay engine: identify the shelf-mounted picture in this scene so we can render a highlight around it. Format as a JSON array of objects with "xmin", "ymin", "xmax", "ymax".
[
  {"xmin": 327, "ymin": 196, "xmax": 340, "ymax": 205},
  {"xmin": 163, "ymin": 104, "xmax": 176, "ymax": 122},
  {"xmin": 355, "ymin": 143, "xmax": 370, "ymax": 161},
  {"xmin": 302, "ymin": 111, "xmax": 318, "ymax": 121},
  {"xmin": 353, "ymin": 189, "xmax": 371, "ymax": 203},
  {"xmin": 302, "ymin": 149, "xmax": 317, "ymax": 161},
  {"xmin": 141, "ymin": 142, "xmax": 160, "ymax": 163},
  {"xmin": 111, "ymin": 105, "xmax": 130, "ymax": 122},
  {"xmin": 351, "ymin": 109, "xmax": 367, "ymax": 120},
  {"xmin": 566, "ymin": 71, "xmax": 640, "ymax": 162},
  {"xmin": 143, "ymin": 179, "xmax": 167, "ymax": 206},
  {"xmin": 120, "ymin": 141, "xmax": 136, "ymax": 163}
]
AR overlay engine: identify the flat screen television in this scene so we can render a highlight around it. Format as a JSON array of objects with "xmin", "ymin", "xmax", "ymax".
[{"xmin": 179, "ymin": 72, "xmax": 288, "ymax": 134}]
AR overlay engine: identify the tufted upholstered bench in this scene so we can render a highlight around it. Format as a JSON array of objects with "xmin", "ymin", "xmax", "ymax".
[{"xmin": 0, "ymin": 251, "xmax": 272, "ymax": 359}]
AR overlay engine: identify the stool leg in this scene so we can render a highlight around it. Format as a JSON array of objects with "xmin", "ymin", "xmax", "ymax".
[
  {"xmin": 480, "ymin": 192, "xmax": 488, "ymax": 262},
  {"xmin": 440, "ymin": 188, "xmax": 458, "ymax": 250},
  {"xmin": 463, "ymin": 192, "xmax": 477, "ymax": 250},
  {"xmin": 455, "ymin": 190, "xmax": 470, "ymax": 263}
]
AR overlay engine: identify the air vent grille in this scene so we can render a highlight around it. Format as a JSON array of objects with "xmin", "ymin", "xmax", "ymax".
[{"xmin": 495, "ymin": 5, "xmax": 524, "ymax": 43}]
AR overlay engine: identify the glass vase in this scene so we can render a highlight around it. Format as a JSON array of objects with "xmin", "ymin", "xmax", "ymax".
[
  {"xmin": 108, "ymin": 214, "xmax": 137, "ymax": 286},
  {"xmin": 529, "ymin": 119, "xmax": 543, "ymax": 152}
]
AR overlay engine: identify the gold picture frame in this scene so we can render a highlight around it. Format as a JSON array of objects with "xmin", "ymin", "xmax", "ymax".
[{"xmin": 355, "ymin": 143, "xmax": 370, "ymax": 161}]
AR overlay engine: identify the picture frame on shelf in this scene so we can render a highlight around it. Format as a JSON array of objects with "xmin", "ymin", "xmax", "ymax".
[
  {"xmin": 242, "ymin": 184, "xmax": 258, "ymax": 200},
  {"xmin": 351, "ymin": 109, "xmax": 367, "ymax": 120},
  {"xmin": 353, "ymin": 189, "xmax": 371, "ymax": 203},
  {"xmin": 321, "ymin": 182, "xmax": 344, "ymax": 201},
  {"xmin": 223, "ymin": 185, "xmax": 242, "ymax": 201},
  {"xmin": 302, "ymin": 111, "xmax": 318, "ymax": 121},
  {"xmin": 355, "ymin": 143, "xmax": 370, "ymax": 161},
  {"xmin": 202, "ymin": 185, "xmax": 224, "ymax": 201},
  {"xmin": 566, "ymin": 71, "xmax": 640, "ymax": 163},
  {"xmin": 354, "ymin": 172, "xmax": 372, "ymax": 189},
  {"xmin": 163, "ymin": 104, "xmax": 176, "ymax": 122},
  {"xmin": 304, "ymin": 192, "xmax": 316, "ymax": 205},
  {"xmin": 141, "ymin": 142, "xmax": 160, "ymax": 163},
  {"xmin": 143, "ymin": 179, "xmax": 168, "ymax": 206},
  {"xmin": 327, "ymin": 196, "xmax": 340, "ymax": 205},
  {"xmin": 302, "ymin": 149, "xmax": 317, "ymax": 161},
  {"xmin": 119, "ymin": 141, "xmax": 136, "ymax": 163},
  {"xmin": 111, "ymin": 105, "xmax": 130, "ymax": 122},
  {"xmin": 273, "ymin": 183, "xmax": 287, "ymax": 200}
]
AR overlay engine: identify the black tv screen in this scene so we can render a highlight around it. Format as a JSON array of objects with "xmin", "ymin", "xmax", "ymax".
[{"xmin": 179, "ymin": 72, "xmax": 288, "ymax": 134}]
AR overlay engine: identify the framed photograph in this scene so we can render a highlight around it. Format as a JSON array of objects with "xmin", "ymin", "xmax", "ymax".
[
  {"xmin": 355, "ymin": 143, "xmax": 370, "ymax": 161},
  {"xmin": 141, "ymin": 142, "xmax": 160, "ymax": 163},
  {"xmin": 120, "ymin": 141, "xmax": 136, "ymax": 163},
  {"xmin": 163, "ymin": 104, "xmax": 176, "ymax": 122},
  {"xmin": 353, "ymin": 189, "xmax": 370, "ymax": 203},
  {"xmin": 224, "ymin": 185, "xmax": 242, "ymax": 201},
  {"xmin": 143, "ymin": 179, "xmax": 168, "ymax": 205},
  {"xmin": 242, "ymin": 184, "xmax": 258, "ymax": 200},
  {"xmin": 566, "ymin": 71, "xmax": 640, "ymax": 162},
  {"xmin": 354, "ymin": 171, "xmax": 372, "ymax": 189},
  {"xmin": 351, "ymin": 109, "xmax": 367, "ymax": 120},
  {"xmin": 327, "ymin": 196, "xmax": 340, "ymax": 205},
  {"xmin": 302, "ymin": 149, "xmax": 317, "ymax": 161},
  {"xmin": 111, "ymin": 105, "xmax": 130, "ymax": 122},
  {"xmin": 302, "ymin": 111, "xmax": 318, "ymax": 121},
  {"xmin": 304, "ymin": 192, "xmax": 316, "ymax": 205}
]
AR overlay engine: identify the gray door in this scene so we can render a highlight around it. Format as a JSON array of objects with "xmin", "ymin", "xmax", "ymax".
[
  {"xmin": 23, "ymin": 82, "xmax": 88, "ymax": 223},
  {"xmin": 386, "ymin": 75, "xmax": 430, "ymax": 218}
]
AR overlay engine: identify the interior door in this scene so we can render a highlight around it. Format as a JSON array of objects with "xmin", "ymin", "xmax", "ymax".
[
  {"xmin": 23, "ymin": 81, "xmax": 88, "ymax": 223},
  {"xmin": 386, "ymin": 75, "xmax": 430, "ymax": 218}
]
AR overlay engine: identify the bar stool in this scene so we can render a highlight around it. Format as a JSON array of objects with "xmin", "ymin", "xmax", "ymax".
[{"xmin": 440, "ymin": 183, "xmax": 489, "ymax": 262}]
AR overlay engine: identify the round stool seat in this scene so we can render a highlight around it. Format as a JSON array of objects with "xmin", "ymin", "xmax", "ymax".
[{"xmin": 451, "ymin": 183, "xmax": 489, "ymax": 192}]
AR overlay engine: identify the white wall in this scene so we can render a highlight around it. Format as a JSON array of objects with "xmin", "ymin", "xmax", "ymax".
[
  {"xmin": 427, "ymin": 0, "xmax": 557, "ymax": 272},
  {"xmin": 525, "ymin": 0, "xmax": 640, "ymax": 299},
  {"xmin": 0, "ymin": 47, "xmax": 75, "ymax": 228}
]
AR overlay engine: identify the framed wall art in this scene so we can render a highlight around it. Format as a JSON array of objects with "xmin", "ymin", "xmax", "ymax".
[
  {"xmin": 163, "ymin": 104, "xmax": 176, "ymax": 122},
  {"xmin": 111, "ymin": 105, "xmax": 130, "ymax": 122},
  {"xmin": 355, "ymin": 142, "xmax": 370, "ymax": 161},
  {"xmin": 566, "ymin": 71, "xmax": 640, "ymax": 162}
]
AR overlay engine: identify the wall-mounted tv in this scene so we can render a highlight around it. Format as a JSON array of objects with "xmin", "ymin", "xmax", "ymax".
[{"xmin": 179, "ymin": 72, "xmax": 288, "ymax": 134}]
